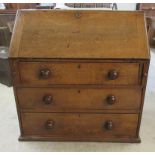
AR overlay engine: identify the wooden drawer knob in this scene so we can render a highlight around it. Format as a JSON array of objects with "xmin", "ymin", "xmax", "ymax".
[
  {"xmin": 43, "ymin": 95, "xmax": 53, "ymax": 105},
  {"xmin": 106, "ymin": 95, "xmax": 116, "ymax": 105},
  {"xmin": 104, "ymin": 121, "xmax": 113, "ymax": 130},
  {"xmin": 39, "ymin": 69, "xmax": 51, "ymax": 79},
  {"xmin": 108, "ymin": 70, "xmax": 118, "ymax": 80},
  {"xmin": 45, "ymin": 120, "xmax": 54, "ymax": 129}
]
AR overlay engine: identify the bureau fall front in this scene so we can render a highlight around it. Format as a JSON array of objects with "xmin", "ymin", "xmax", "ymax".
[{"xmin": 9, "ymin": 10, "xmax": 150, "ymax": 142}]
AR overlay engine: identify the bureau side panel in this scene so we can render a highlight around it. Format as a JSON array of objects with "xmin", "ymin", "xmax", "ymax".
[
  {"xmin": 136, "ymin": 61, "xmax": 150, "ymax": 137},
  {"xmin": 9, "ymin": 59, "xmax": 24, "ymax": 136}
]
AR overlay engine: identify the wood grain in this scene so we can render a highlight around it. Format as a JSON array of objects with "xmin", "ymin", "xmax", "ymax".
[
  {"xmin": 9, "ymin": 10, "xmax": 149, "ymax": 59},
  {"xmin": 17, "ymin": 87, "xmax": 141, "ymax": 112},
  {"xmin": 9, "ymin": 10, "xmax": 150, "ymax": 142},
  {"xmin": 21, "ymin": 113, "xmax": 139, "ymax": 140},
  {"xmin": 18, "ymin": 62, "xmax": 140, "ymax": 85}
]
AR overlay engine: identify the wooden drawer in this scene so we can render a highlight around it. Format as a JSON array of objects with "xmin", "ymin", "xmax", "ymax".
[
  {"xmin": 17, "ymin": 87, "xmax": 141, "ymax": 112},
  {"xmin": 18, "ymin": 62, "xmax": 140, "ymax": 85},
  {"xmin": 21, "ymin": 113, "xmax": 138, "ymax": 140}
]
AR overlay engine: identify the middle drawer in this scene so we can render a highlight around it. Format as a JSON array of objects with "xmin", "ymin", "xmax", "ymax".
[{"xmin": 17, "ymin": 87, "xmax": 141, "ymax": 112}]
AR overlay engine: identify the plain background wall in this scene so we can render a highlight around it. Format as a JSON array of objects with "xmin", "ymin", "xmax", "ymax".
[
  {"xmin": 117, "ymin": 3, "xmax": 136, "ymax": 10},
  {"xmin": 0, "ymin": 3, "xmax": 137, "ymax": 10},
  {"xmin": 55, "ymin": 3, "xmax": 137, "ymax": 10}
]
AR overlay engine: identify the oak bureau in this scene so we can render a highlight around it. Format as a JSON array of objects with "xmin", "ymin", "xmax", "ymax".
[{"xmin": 9, "ymin": 10, "xmax": 150, "ymax": 142}]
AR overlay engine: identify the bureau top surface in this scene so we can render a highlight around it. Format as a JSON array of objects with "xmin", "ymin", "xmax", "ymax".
[{"xmin": 9, "ymin": 10, "xmax": 150, "ymax": 59}]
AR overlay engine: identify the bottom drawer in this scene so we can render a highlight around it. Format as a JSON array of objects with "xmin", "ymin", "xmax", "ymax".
[{"xmin": 21, "ymin": 113, "xmax": 139, "ymax": 141}]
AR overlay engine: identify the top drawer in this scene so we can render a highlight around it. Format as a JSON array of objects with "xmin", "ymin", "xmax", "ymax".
[{"xmin": 18, "ymin": 62, "xmax": 140, "ymax": 85}]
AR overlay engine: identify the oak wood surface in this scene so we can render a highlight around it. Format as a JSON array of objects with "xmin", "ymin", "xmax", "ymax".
[
  {"xmin": 18, "ymin": 135, "xmax": 141, "ymax": 142},
  {"xmin": 9, "ymin": 10, "xmax": 149, "ymax": 59},
  {"xmin": 21, "ymin": 113, "xmax": 138, "ymax": 140},
  {"xmin": 17, "ymin": 87, "xmax": 141, "ymax": 112},
  {"xmin": 18, "ymin": 62, "xmax": 140, "ymax": 85},
  {"xmin": 8, "ymin": 10, "xmax": 150, "ymax": 142}
]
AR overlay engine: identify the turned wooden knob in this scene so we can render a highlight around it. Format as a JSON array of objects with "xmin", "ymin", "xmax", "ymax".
[
  {"xmin": 104, "ymin": 121, "xmax": 113, "ymax": 130},
  {"xmin": 39, "ymin": 69, "xmax": 51, "ymax": 79},
  {"xmin": 45, "ymin": 120, "xmax": 54, "ymax": 129},
  {"xmin": 106, "ymin": 95, "xmax": 116, "ymax": 105},
  {"xmin": 108, "ymin": 70, "xmax": 118, "ymax": 80},
  {"xmin": 43, "ymin": 95, "xmax": 53, "ymax": 105}
]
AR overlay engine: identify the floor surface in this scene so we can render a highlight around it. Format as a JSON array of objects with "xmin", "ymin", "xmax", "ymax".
[{"xmin": 0, "ymin": 51, "xmax": 155, "ymax": 152}]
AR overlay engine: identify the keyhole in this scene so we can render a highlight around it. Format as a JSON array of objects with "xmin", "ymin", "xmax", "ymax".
[
  {"xmin": 75, "ymin": 12, "xmax": 81, "ymax": 18},
  {"xmin": 77, "ymin": 64, "xmax": 81, "ymax": 69}
]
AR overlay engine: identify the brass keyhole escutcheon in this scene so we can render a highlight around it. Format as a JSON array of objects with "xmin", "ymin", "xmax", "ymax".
[{"xmin": 75, "ymin": 12, "xmax": 81, "ymax": 18}]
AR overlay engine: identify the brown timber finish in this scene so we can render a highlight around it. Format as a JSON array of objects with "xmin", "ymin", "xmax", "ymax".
[{"xmin": 9, "ymin": 10, "xmax": 150, "ymax": 142}]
